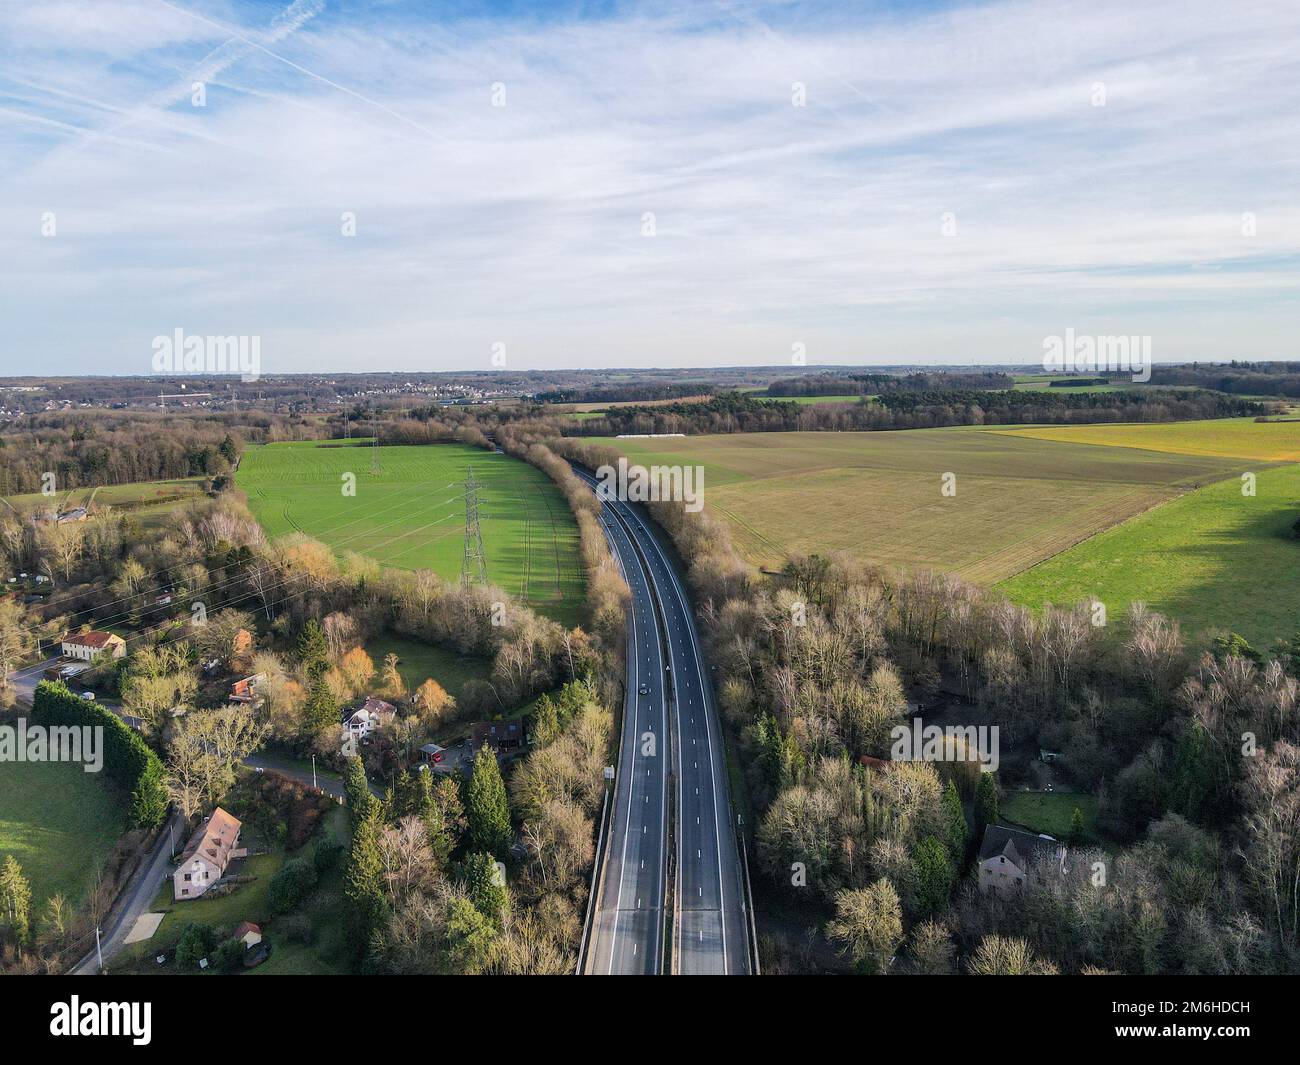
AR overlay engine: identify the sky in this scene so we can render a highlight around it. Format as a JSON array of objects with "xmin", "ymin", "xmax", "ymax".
[{"xmin": 1, "ymin": 0, "xmax": 1298, "ymax": 376}]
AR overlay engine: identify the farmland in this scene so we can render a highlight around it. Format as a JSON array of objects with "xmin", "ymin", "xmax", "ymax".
[
  {"xmin": 600, "ymin": 429, "xmax": 1245, "ymax": 584},
  {"xmin": 992, "ymin": 417, "xmax": 1300, "ymax": 462},
  {"xmin": 0, "ymin": 760, "xmax": 125, "ymax": 906},
  {"xmin": 238, "ymin": 441, "xmax": 585, "ymax": 627},
  {"xmin": 998, "ymin": 463, "xmax": 1300, "ymax": 648}
]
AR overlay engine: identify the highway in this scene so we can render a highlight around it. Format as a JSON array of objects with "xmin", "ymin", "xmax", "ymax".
[
  {"xmin": 578, "ymin": 467, "xmax": 750, "ymax": 975},
  {"xmin": 584, "ymin": 481, "xmax": 669, "ymax": 974}
]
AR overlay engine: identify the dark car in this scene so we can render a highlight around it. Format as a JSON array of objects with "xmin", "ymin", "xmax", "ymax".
[{"xmin": 638, "ymin": 683, "xmax": 650, "ymax": 696}]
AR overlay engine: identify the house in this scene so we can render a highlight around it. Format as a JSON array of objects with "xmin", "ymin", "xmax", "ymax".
[
  {"xmin": 233, "ymin": 921, "xmax": 262, "ymax": 948},
  {"xmin": 173, "ymin": 808, "xmax": 242, "ymax": 900},
  {"xmin": 472, "ymin": 719, "xmax": 524, "ymax": 754},
  {"xmin": 60, "ymin": 630, "xmax": 127, "ymax": 662},
  {"xmin": 418, "ymin": 742, "xmax": 447, "ymax": 767},
  {"xmin": 229, "ymin": 674, "xmax": 265, "ymax": 706},
  {"xmin": 977, "ymin": 824, "xmax": 1067, "ymax": 898},
  {"xmin": 858, "ymin": 754, "xmax": 895, "ymax": 771},
  {"xmin": 344, "ymin": 696, "xmax": 397, "ymax": 740}
]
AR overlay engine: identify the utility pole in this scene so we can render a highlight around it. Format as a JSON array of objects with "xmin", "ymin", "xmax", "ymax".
[
  {"xmin": 95, "ymin": 925, "xmax": 104, "ymax": 973},
  {"xmin": 460, "ymin": 467, "xmax": 488, "ymax": 589}
]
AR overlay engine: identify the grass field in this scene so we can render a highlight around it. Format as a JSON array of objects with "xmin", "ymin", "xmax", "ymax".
[
  {"xmin": 992, "ymin": 417, "xmax": 1300, "ymax": 462},
  {"xmin": 1002, "ymin": 791, "xmax": 1099, "ymax": 841},
  {"xmin": 364, "ymin": 634, "xmax": 490, "ymax": 699},
  {"xmin": 600, "ymin": 430, "xmax": 1245, "ymax": 583},
  {"xmin": 6, "ymin": 478, "xmax": 207, "ymax": 529},
  {"xmin": 998, "ymin": 463, "xmax": 1300, "ymax": 647},
  {"xmin": 1011, "ymin": 374, "xmax": 1131, "ymax": 394},
  {"xmin": 238, "ymin": 440, "xmax": 585, "ymax": 627},
  {"xmin": 0, "ymin": 760, "xmax": 126, "ymax": 905}
]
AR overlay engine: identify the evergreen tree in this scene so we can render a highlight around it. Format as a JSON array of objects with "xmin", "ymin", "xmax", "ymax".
[
  {"xmin": 343, "ymin": 806, "xmax": 387, "ymax": 961},
  {"xmin": 344, "ymin": 756, "xmax": 381, "ymax": 825},
  {"xmin": 411, "ymin": 769, "xmax": 453, "ymax": 866},
  {"xmin": 912, "ymin": 836, "xmax": 955, "ymax": 919},
  {"xmin": 0, "ymin": 855, "xmax": 32, "ymax": 946},
  {"xmin": 941, "ymin": 780, "xmax": 968, "ymax": 860},
  {"xmin": 303, "ymin": 674, "xmax": 339, "ymax": 734},
  {"xmin": 531, "ymin": 694, "xmax": 560, "ymax": 748},
  {"xmin": 975, "ymin": 772, "xmax": 999, "ymax": 835},
  {"xmin": 466, "ymin": 745, "xmax": 512, "ymax": 859},
  {"xmin": 1069, "ymin": 806, "xmax": 1086, "ymax": 845},
  {"xmin": 461, "ymin": 850, "xmax": 509, "ymax": 930},
  {"xmin": 298, "ymin": 619, "xmax": 329, "ymax": 673}
]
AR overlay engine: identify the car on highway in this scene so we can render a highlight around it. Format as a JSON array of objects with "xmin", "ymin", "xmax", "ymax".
[{"xmin": 638, "ymin": 682, "xmax": 650, "ymax": 695}]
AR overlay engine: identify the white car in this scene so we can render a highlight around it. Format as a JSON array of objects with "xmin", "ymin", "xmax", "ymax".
[{"xmin": 80, "ymin": 691, "xmax": 95, "ymax": 701}]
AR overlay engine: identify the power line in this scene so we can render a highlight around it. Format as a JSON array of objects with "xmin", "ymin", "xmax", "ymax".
[{"xmin": 460, "ymin": 466, "xmax": 487, "ymax": 590}]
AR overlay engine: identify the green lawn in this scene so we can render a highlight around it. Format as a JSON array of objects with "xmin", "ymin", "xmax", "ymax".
[
  {"xmin": 365, "ymin": 634, "xmax": 491, "ymax": 700},
  {"xmin": 999, "ymin": 464, "xmax": 1300, "ymax": 648},
  {"xmin": 238, "ymin": 440, "xmax": 585, "ymax": 627},
  {"xmin": 1001, "ymin": 791, "xmax": 1098, "ymax": 841},
  {"xmin": 0, "ymin": 759, "xmax": 126, "ymax": 906}
]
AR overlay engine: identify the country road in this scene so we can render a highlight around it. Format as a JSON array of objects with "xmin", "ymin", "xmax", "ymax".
[{"xmin": 577, "ymin": 467, "xmax": 750, "ymax": 975}]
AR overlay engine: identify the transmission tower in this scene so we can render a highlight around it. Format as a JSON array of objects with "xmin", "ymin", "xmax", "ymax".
[
  {"xmin": 460, "ymin": 467, "xmax": 488, "ymax": 589},
  {"xmin": 370, "ymin": 408, "xmax": 382, "ymax": 474}
]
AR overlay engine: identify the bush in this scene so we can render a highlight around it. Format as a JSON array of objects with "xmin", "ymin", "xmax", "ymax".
[
  {"xmin": 175, "ymin": 923, "xmax": 215, "ymax": 969},
  {"xmin": 313, "ymin": 838, "xmax": 344, "ymax": 876},
  {"xmin": 268, "ymin": 856, "xmax": 318, "ymax": 915},
  {"xmin": 276, "ymin": 913, "xmax": 314, "ymax": 945},
  {"xmin": 212, "ymin": 938, "xmax": 246, "ymax": 973}
]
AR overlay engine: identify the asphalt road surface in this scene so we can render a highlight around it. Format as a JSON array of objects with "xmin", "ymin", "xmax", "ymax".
[
  {"xmin": 577, "ymin": 468, "xmax": 750, "ymax": 975},
  {"xmin": 583, "ymin": 483, "xmax": 668, "ymax": 974}
]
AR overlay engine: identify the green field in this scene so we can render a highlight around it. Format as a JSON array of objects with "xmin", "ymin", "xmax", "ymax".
[
  {"xmin": 1011, "ymin": 374, "xmax": 1130, "ymax": 394},
  {"xmin": 238, "ymin": 440, "xmax": 585, "ymax": 627},
  {"xmin": 764, "ymin": 394, "xmax": 869, "ymax": 405},
  {"xmin": 0, "ymin": 760, "xmax": 126, "ymax": 905},
  {"xmin": 999, "ymin": 463, "xmax": 1300, "ymax": 647},
  {"xmin": 993, "ymin": 417, "xmax": 1300, "ymax": 463},
  {"xmin": 599, "ymin": 429, "xmax": 1245, "ymax": 583},
  {"xmin": 6, "ymin": 478, "xmax": 208, "ymax": 529},
  {"xmin": 364, "ymin": 634, "xmax": 490, "ymax": 699},
  {"xmin": 1001, "ymin": 791, "xmax": 1099, "ymax": 841}
]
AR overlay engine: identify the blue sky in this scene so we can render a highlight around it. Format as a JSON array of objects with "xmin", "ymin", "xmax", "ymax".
[{"xmin": 1, "ymin": 0, "xmax": 1298, "ymax": 376}]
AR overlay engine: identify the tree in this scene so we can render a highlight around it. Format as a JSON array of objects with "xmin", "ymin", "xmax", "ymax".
[
  {"xmin": 975, "ymin": 772, "xmax": 999, "ymax": 835},
  {"xmin": 213, "ymin": 937, "xmax": 246, "ymax": 972},
  {"xmin": 466, "ymin": 745, "xmax": 512, "ymax": 859},
  {"xmin": 270, "ymin": 857, "xmax": 318, "ymax": 914},
  {"xmin": 303, "ymin": 674, "xmax": 339, "ymax": 735},
  {"xmin": 967, "ymin": 935, "xmax": 1059, "ymax": 975},
  {"xmin": 175, "ymin": 922, "xmax": 215, "ymax": 968},
  {"xmin": 0, "ymin": 855, "xmax": 33, "ymax": 946},
  {"xmin": 298, "ymin": 619, "xmax": 329, "ymax": 673},
  {"xmin": 907, "ymin": 918, "xmax": 956, "ymax": 975},
  {"xmin": 344, "ymin": 757, "xmax": 380, "ymax": 825},
  {"xmin": 941, "ymin": 780, "xmax": 967, "ymax": 859},
  {"xmin": 461, "ymin": 851, "xmax": 509, "ymax": 930},
  {"xmin": 380, "ymin": 653, "xmax": 407, "ymax": 701},
  {"xmin": 344, "ymin": 807, "xmax": 388, "ymax": 960},
  {"xmin": 827, "ymin": 879, "xmax": 902, "ymax": 974},
  {"xmin": 412, "ymin": 678, "xmax": 454, "ymax": 725},
  {"xmin": 0, "ymin": 598, "xmax": 35, "ymax": 708},
  {"xmin": 43, "ymin": 893, "xmax": 68, "ymax": 942},
  {"xmin": 1069, "ymin": 806, "xmax": 1086, "ymax": 845},
  {"xmin": 912, "ymin": 836, "xmax": 955, "ymax": 918}
]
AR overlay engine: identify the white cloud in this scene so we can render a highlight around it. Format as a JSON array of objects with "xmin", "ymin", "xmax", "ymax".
[{"xmin": 0, "ymin": 0, "xmax": 1298, "ymax": 374}]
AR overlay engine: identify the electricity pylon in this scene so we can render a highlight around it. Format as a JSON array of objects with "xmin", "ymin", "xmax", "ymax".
[
  {"xmin": 460, "ymin": 467, "xmax": 488, "ymax": 589},
  {"xmin": 370, "ymin": 408, "xmax": 382, "ymax": 474}
]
